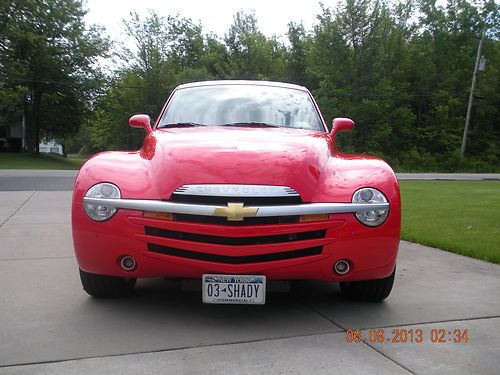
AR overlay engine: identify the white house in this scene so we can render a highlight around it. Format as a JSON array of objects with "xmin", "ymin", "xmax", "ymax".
[
  {"xmin": 1, "ymin": 117, "xmax": 63, "ymax": 154},
  {"xmin": 39, "ymin": 140, "xmax": 64, "ymax": 155}
]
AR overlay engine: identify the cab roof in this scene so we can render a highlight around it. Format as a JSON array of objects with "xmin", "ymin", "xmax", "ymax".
[{"xmin": 176, "ymin": 80, "xmax": 309, "ymax": 92}]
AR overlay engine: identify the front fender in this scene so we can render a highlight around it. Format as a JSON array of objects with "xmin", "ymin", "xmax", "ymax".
[{"xmin": 73, "ymin": 150, "xmax": 157, "ymax": 203}]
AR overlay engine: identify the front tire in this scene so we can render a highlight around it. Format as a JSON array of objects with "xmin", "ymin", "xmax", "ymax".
[
  {"xmin": 340, "ymin": 267, "xmax": 395, "ymax": 302},
  {"xmin": 79, "ymin": 269, "xmax": 136, "ymax": 298}
]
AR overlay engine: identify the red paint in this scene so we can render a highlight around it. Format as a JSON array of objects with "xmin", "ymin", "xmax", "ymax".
[
  {"xmin": 129, "ymin": 114, "xmax": 152, "ymax": 135},
  {"xmin": 330, "ymin": 117, "xmax": 355, "ymax": 137},
  {"xmin": 72, "ymin": 82, "xmax": 400, "ymax": 283}
]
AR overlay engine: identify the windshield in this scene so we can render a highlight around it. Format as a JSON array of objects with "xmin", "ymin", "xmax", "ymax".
[{"xmin": 158, "ymin": 84, "xmax": 324, "ymax": 131}]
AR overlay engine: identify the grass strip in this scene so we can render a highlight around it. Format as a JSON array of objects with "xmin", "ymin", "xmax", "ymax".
[
  {"xmin": 0, "ymin": 152, "xmax": 85, "ymax": 170},
  {"xmin": 400, "ymin": 180, "xmax": 500, "ymax": 263}
]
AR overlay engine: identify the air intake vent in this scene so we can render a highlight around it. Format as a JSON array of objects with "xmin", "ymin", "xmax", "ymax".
[
  {"xmin": 171, "ymin": 214, "xmax": 299, "ymax": 226},
  {"xmin": 145, "ymin": 226, "xmax": 326, "ymax": 245},
  {"xmin": 147, "ymin": 244, "xmax": 323, "ymax": 264}
]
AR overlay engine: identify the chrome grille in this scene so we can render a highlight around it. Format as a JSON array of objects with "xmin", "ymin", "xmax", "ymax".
[
  {"xmin": 142, "ymin": 184, "xmax": 326, "ymax": 263},
  {"xmin": 169, "ymin": 186, "xmax": 302, "ymax": 225},
  {"xmin": 173, "ymin": 184, "xmax": 299, "ymax": 197}
]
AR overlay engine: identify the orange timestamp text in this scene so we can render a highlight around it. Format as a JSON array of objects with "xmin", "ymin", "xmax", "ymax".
[{"xmin": 345, "ymin": 328, "xmax": 470, "ymax": 344}]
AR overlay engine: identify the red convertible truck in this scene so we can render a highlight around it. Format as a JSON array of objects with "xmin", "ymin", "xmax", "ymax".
[{"xmin": 72, "ymin": 80, "xmax": 400, "ymax": 303}]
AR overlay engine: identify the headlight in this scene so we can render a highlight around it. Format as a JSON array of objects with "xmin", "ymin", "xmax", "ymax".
[
  {"xmin": 83, "ymin": 183, "xmax": 121, "ymax": 221},
  {"xmin": 352, "ymin": 188, "xmax": 389, "ymax": 227}
]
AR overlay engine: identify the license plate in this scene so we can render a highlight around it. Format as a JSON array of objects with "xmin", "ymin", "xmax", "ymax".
[{"xmin": 202, "ymin": 274, "xmax": 266, "ymax": 304}]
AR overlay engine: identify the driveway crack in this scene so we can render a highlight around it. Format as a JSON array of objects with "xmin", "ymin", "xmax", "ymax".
[
  {"xmin": 295, "ymin": 298, "xmax": 415, "ymax": 374},
  {"xmin": 0, "ymin": 191, "xmax": 37, "ymax": 228},
  {"xmin": 363, "ymin": 342, "xmax": 416, "ymax": 374}
]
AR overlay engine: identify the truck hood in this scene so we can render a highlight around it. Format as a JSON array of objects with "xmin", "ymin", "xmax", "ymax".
[
  {"xmin": 76, "ymin": 126, "xmax": 398, "ymax": 204},
  {"xmin": 144, "ymin": 126, "xmax": 333, "ymax": 200}
]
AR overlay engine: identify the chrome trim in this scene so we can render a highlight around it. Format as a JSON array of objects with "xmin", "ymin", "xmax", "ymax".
[
  {"xmin": 173, "ymin": 184, "xmax": 299, "ymax": 197},
  {"xmin": 334, "ymin": 260, "xmax": 350, "ymax": 275},
  {"xmin": 83, "ymin": 197, "xmax": 389, "ymax": 217}
]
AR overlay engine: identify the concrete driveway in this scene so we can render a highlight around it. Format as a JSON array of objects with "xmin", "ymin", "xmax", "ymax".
[{"xmin": 0, "ymin": 175, "xmax": 499, "ymax": 374}]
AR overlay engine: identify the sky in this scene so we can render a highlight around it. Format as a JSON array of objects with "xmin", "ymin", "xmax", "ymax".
[{"xmin": 84, "ymin": 0, "xmax": 326, "ymax": 41}]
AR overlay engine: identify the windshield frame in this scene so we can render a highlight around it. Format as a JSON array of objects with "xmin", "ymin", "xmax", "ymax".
[{"xmin": 154, "ymin": 82, "xmax": 328, "ymax": 133}]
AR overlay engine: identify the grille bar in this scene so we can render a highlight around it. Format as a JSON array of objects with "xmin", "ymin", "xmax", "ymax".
[
  {"xmin": 145, "ymin": 226, "xmax": 326, "ymax": 245},
  {"xmin": 83, "ymin": 197, "xmax": 389, "ymax": 217},
  {"xmin": 147, "ymin": 243, "xmax": 323, "ymax": 264},
  {"xmin": 172, "ymin": 213, "xmax": 298, "ymax": 226}
]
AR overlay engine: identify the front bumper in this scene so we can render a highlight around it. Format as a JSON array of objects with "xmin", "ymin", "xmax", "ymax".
[{"xmin": 72, "ymin": 201, "xmax": 399, "ymax": 282}]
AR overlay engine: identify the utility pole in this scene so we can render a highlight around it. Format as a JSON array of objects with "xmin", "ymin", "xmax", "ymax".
[{"xmin": 460, "ymin": 35, "xmax": 483, "ymax": 157}]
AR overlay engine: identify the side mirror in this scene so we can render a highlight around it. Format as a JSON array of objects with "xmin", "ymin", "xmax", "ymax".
[
  {"xmin": 330, "ymin": 117, "xmax": 355, "ymax": 137},
  {"xmin": 129, "ymin": 114, "xmax": 152, "ymax": 135}
]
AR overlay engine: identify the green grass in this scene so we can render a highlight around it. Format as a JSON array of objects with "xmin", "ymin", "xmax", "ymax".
[
  {"xmin": 400, "ymin": 181, "xmax": 500, "ymax": 263},
  {"xmin": 0, "ymin": 152, "xmax": 86, "ymax": 169}
]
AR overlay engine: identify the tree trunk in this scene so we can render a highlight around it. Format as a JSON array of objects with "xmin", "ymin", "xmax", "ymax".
[
  {"xmin": 31, "ymin": 90, "xmax": 42, "ymax": 154},
  {"xmin": 23, "ymin": 95, "xmax": 29, "ymax": 153}
]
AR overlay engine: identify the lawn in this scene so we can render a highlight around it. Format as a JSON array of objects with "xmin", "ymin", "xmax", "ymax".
[
  {"xmin": 0, "ymin": 152, "xmax": 86, "ymax": 169},
  {"xmin": 400, "ymin": 181, "xmax": 500, "ymax": 263}
]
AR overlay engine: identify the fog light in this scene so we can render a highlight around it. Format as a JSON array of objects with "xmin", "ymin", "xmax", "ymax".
[
  {"xmin": 334, "ymin": 260, "xmax": 350, "ymax": 275},
  {"xmin": 120, "ymin": 256, "xmax": 136, "ymax": 271}
]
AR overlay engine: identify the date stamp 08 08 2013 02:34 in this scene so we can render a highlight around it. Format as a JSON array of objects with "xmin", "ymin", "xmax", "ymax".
[{"xmin": 345, "ymin": 328, "xmax": 470, "ymax": 344}]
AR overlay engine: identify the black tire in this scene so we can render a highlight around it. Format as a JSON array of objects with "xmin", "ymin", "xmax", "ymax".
[
  {"xmin": 340, "ymin": 267, "xmax": 396, "ymax": 302},
  {"xmin": 79, "ymin": 269, "xmax": 136, "ymax": 298}
]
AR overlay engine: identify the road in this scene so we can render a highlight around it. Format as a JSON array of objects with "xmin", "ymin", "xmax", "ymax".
[
  {"xmin": 396, "ymin": 173, "xmax": 500, "ymax": 180},
  {"xmin": 0, "ymin": 173, "xmax": 499, "ymax": 374},
  {"xmin": 0, "ymin": 170, "xmax": 77, "ymax": 191},
  {"xmin": 1, "ymin": 170, "xmax": 499, "ymax": 192}
]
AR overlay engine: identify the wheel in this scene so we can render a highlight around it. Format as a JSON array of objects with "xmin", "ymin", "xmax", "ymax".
[
  {"xmin": 79, "ymin": 269, "xmax": 136, "ymax": 298},
  {"xmin": 340, "ymin": 266, "xmax": 395, "ymax": 302}
]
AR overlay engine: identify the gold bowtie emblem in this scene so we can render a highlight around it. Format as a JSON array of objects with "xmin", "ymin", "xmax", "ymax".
[{"xmin": 213, "ymin": 203, "xmax": 259, "ymax": 221}]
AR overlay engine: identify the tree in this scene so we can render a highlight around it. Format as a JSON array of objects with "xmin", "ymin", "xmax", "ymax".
[
  {"xmin": 286, "ymin": 22, "xmax": 310, "ymax": 86},
  {"xmin": 72, "ymin": 1, "xmax": 499, "ymax": 172},
  {"xmin": 224, "ymin": 11, "xmax": 287, "ymax": 80},
  {"xmin": 0, "ymin": 0, "xmax": 108, "ymax": 153},
  {"xmin": 83, "ymin": 12, "xmax": 219, "ymax": 152}
]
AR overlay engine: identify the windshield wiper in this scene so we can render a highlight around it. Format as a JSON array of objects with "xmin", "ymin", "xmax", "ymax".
[
  {"xmin": 221, "ymin": 122, "xmax": 279, "ymax": 128},
  {"xmin": 158, "ymin": 122, "xmax": 202, "ymax": 128}
]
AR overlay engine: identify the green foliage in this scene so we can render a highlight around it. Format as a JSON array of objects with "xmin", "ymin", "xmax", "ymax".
[
  {"xmin": 0, "ymin": 0, "xmax": 109, "ymax": 153},
  {"xmin": 306, "ymin": 0, "xmax": 499, "ymax": 170},
  {"xmin": 81, "ymin": 12, "xmax": 219, "ymax": 153},
  {"xmin": 1, "ymin": 1, "xmax": 498, "ymax": 172},
  {"xmin": 224, "ymin": 11, "xmax": 287, "ymax": 80}
]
